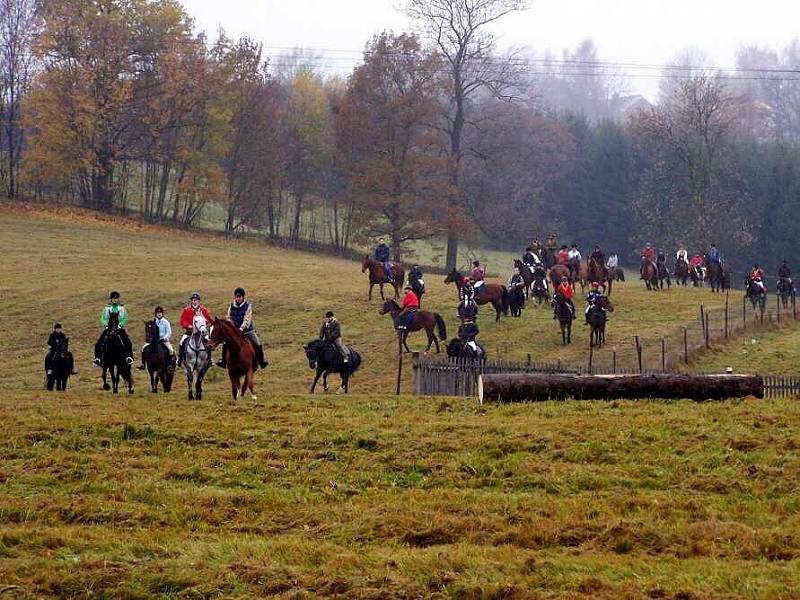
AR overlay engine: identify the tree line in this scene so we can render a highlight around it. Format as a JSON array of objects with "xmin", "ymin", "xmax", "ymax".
[{"xmin": 2, "ymin": 0, "xmax": 800, "ymax": 274}]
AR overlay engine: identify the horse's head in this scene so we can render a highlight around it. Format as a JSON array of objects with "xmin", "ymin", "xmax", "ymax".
[
  {"xmin": 303, "ymin": 340, "xmax": 321, "ymax": 369},
  {"xmin": 192, "ymin": 312, "xmax": 208, "ymax": 337},
  {"xmin": 361, "ymin": 255, "xmax": 371, "ymax": 273},
  {"xmin": 144, "ymin": 320, "xmax": 158, "ymax": 344},
  {"xmin": 379, "ymin": 299, "xmax": 397, "ymax": 315},
  {"xmin": 56, "ymin": 336, "xmax": 69, "ymax": 355},
  {"xmin": 207, "ymin": 317, "xmax": 223, "ymax": 350},
  {"xmin": 598, "ymin": 296, "xmax": 614, "ymax": 312},
  {"xmin": 107, "ymin": 311, "xmax": 120, "ymax": 334},
  {"xmin": 443, "ymin": 269, "xmax": 461, "ymax": 285}
]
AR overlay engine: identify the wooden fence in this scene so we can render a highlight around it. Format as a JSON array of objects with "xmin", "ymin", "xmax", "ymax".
[{"xmin": 412, "ymin": 353, "xmax": 800, "ymax": 399}]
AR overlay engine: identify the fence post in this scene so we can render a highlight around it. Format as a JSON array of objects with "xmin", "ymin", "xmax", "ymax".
[
  {"xmin": 588, "ymin": 346, "xmax": 594, "ymax": 375},
  {"xmin": 395, "ymin": 334, "xmax": 403, "ymax": 396},
  {"xmin": 777, "ymin": 293, "xmax": 781, "ymax": 322},
  {"xmin": 411, "ymin": 352, "xmax": 420, "ymax": 395},
  {"xmin": 661, "ymin": 337, "xmax": 666, "ymax": 372},
  {"xmin": 635, "ymin": 335, "xmax": 643, "ymax": 373},
  {"xmin": 683, "ymin": 327, "xmax": 688, "ymax": 364},
  {"xmin": 700, "ymin": 304, "xmax": 706, "ymax": 342},
  {"xmin": 705, "ymin": 310, "xmax": 710, "ymax": 349},
  {"xmin": 793, "ymin": 293, "xmax": 797, "ymax": 320},
  {"xmin": 725, "ymin": 291, "xmax": 729, "ymax": 338},
  {"xmin": 743, "ymin": 295, "xmax": 746, "ymax": 328},
  {"xmin": 612, "ymin": 349, "xmax": 617, "ymax": 374}
]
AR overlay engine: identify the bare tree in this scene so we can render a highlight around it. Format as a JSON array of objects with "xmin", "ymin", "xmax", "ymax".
[
  {"xmin": 406, "ymin": 0, "xmax": 529, "ymax": 269},
  {"xmin": 0, "ymin": 0, "xmax": 37, "ymax": 198}
]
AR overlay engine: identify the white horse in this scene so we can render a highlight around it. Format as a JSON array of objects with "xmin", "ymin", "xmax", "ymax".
[{"xmin": 183, "ymin": 313, "xmax": 212, "ymax": 400}]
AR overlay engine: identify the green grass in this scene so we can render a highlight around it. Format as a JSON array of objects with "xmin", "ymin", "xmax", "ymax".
[
  {"xmin": 2, "ymin": 204, "xmax": 799, "ymax": 598},
  {"xmin": 688, "ymin": 324, "xmax": 800, "ymax": 375}
]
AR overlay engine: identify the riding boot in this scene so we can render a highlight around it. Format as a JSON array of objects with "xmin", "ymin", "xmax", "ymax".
[
  {"xmin": 177, "ymin": 341, "xmax": 186, "ymax": 367},
  {"xmin": 137, "ymin": 349, "xmax": 147, "ymax": 370},
  {"xmin": 257, "ymin": 344, "xmax": 268, "ymax": 369}
]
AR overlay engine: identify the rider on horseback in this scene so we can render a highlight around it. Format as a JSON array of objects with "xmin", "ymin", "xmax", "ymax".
[
  {"xmin": 584, "ymin": 282, "xmax": 605, "ymax": 324},
  {"xmin": 546, "ymin": 233, "xmax": 558, "ymax": 254},
  {"xmin": 396, "ymin": 285, "xmax": 420, "ymax": 330},
  {"xmin": 606, "ymin": 253, "xmax": 618, "ymax": 270},
  {"xmin": 320, "ymin": 311, "xmax": 350, "ymax": 362},
  {"xmin": 568, "ymin": 244, "xmax": 582, "ymax": 263},
  {"xmin": 138, "ymin": 306, "xmax": 174, "ymax": 370},
  {"xmin": 590, "ymin": 246, "xmax": 605, "ymax": 265},
  {"xmin": 94, "ymin": 291, "xmax": 133, "ymax": 366},
  {"xmin": 47, "ymin": 323, "xmax": 76, "ymax": 376},
  {"xmin": 556, "ymin": 244, "xmax": 570, "ymax": 265},
  {"xmin": 522, "ymin": 247, "xmax": 539, "ymax": 273},
  {"xmin": 778, "ymin": 260, "xmax": 792, "ymax": 280},
  {"xmin": 217, "ymin": 288, "xmax": 268, "ymax": 370},
  {"xmin": 656, "ymin": 251, "xmax": 667, "ymax": 270},
  {"xmin": 554, "ymin": 276, "xmax": 576, "ymax": 319},
  {"xmin": 375, "ymin": 238, "xmax": 392, "ymax": 282},
  {"xmin": 676, "ymin": 246, "xmax": 688, "ymax": 264},
  {"xmin": 459, "ymin": 315, "xmax": 480, "ymax": 354},
  {"xmin": 177, "ymin": 293, "xmax": 213, "ymax": 367},
  {"xmin": 508, "ymin": 266, "xmax": 525, "ymax": 290},
  {"xmin": 409, "ymin": 264, "xmax": 424, "ymax": 298},
  {"xmin": 707, "ymin": 244, "xmax": 722, "ymax": 266},
  {"xmin": 470, "ymin": 260, "xmax": 485, "ymax": 289},
  {"xmin": 531, "ymin": 238, "xmax": 543, "ymax": 256},
  {"xmin": 642, "ymin": 243, "xmax": 655, "ymax": 266}
]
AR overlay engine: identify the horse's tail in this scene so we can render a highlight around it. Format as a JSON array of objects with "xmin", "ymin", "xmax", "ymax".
[
  {"xmin": 434, "ymin": 313, "xmax": 447, "ymax": 341},
  {"xmin": 501, "ymin": 286, "xmax": 510, "ymax": 315}
]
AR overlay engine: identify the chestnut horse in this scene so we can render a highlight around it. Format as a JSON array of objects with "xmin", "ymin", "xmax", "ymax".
[
  {"xmin": 588, "ymin": 295, "xmax": 614, "ymax": 348},
  {"xmin": 549, "ymin": 264, "xmax": 571, "ymax": 289},
  {"xmin": 362, "ymin": 256, "xmax": 405, "ymax": 300},
  {"xmin": 587, "ymin": 256, "xmax": 611, "ymax": 295},
  {"xmin": 379, "ymin": 299, "xmax": 447, "ymax": 353},
  {"xmin": 640, "ymin": 259, "xmax": 658, "ymax": 291},
  {"xmin": 208, "ymin": 318, "xmax": 258, "ymax": 400},
  {"xmin": 444, "ymin": 269, "xmax": 508, "ymax": 322}
]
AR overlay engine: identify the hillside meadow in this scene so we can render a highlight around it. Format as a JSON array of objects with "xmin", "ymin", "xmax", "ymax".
[{"xmin": 1, "ymin": 204, "xmax": 799, "ymax": 599}]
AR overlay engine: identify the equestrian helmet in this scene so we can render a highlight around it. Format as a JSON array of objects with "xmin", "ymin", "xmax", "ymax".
[
  {"xmin": 109, "ymin": 291, "xmax": 120, "ymax": 299},
  {"xmin": 234, "ymin": 287, "xmax": 245, "ymax": 297},
  {"xmin": 190, "ymin": 292, "xmax": 201, "ymax": 300},
  {"xmin": 154, "ymin": 306, "xmax": 164, "ymax": 315},
  {"xmin": 54, "ymin": 322, "xmax": 62, "ymax": 329},
  {"xmin": 591, "ymin": 281, "xmax": 600, "ymax": 288},
  {"xmin": 560, "ymin": 276, "xmax": 569, "ymax": 282},
  {"xmin": 325, "ymin": 311, "xmax": 334, "ymax": 318}
]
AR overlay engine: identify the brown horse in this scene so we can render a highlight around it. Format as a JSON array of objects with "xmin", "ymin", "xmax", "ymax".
[
  {"xmin": 640, "ymin": 259, "xmax": 658, "ymax": 291},
  {"xmin": 362, "ymin": 256, "xmax": 405, "ymax": 300},
  {"xmin": 587, "ymin": 256, "xmax": 611, "ymax": 295},
  {"xmin": 549, "ymin": 264, "xmax": 571, "ymax": 289},
  {"xmin": 587, "ymin": 295, "xmax": 614, "ymax": 348},
  {"xmin": 444, "ymin": 269, "xmax": 508, "ymax": 322},
  {"xmin": 380, "ymin": 299, "xmax": 447, "ymax": 353},
  {"xmin": 208, "ymin": 318, "xmax": 258, "ymax": 400}
]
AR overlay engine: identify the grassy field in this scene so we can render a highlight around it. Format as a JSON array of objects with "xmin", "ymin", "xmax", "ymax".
[
  {"xmin": 2, "ymin": 204, "xmax": 799, "ymax": 599},
  {"xmin": 688, "ymin": 324, "xmax": 800, "ymax": 375}
]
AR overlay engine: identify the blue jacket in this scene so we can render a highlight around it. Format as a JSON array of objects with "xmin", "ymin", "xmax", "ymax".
[
  {"xmin": 708, "ymin": 248, "xmax": 721, "ymax": 263},
  {"xmin": 154, "ymin": 317, "xmax": 172, "ymax": 341},
  {"xmin": 375, "ymin": 244, "xmax": 390, "ymax": 263}
]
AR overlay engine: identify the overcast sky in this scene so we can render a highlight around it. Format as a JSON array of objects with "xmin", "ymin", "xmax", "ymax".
[{"xmin": 181, "ymin": 0, "xmax": 800, "ymax": 99}]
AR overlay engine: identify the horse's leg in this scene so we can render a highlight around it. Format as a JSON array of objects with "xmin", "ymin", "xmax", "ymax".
[
  {"xmin": 310, "ymin": 368, "xmax": 322, "ymax": 393},
  {"xmin": 368, "ymin": 282, "xmax": 373, "ymax": 301},
  {"xmin": 112, "ymin": 366, "xmax": 119, "ymax": 394},
  {"xmin": 379, "ymin": 283, "xmax": 385, "ymax": 300},
  {"xmin": 567, "ymin": 321, "xmax": 572, "ymax": 344},
  {"xmin": 229, "ymin": 373, "xmax": 239, "ymax": 401},
  {"xmin": 246, "ymin": 370, "xmax": 256, "ymax": 400},
  {"xmin": 102, "ymin": 367, "xmax": 110, "ymax": 391},
  {"xmin": 186, "ymin": 368, "xmax": 194, "ymax": 400},
  {"xmin": 323, "ymin": 371, "xmax": 330, "ymax": 391},
  {"xmin": 342, "ymin": 372, "xmax": 349, "ymax": 394},
  {"xmin": 433, "ymin": 328, "xmax": 440, "ymax": 354},
  {"xmin": 403, "ymin": 331, "xmax": 412, "ymax": 354},
  {"xmin": 494, "ymin": 300, "xmax": 501, "ymax": 322}
]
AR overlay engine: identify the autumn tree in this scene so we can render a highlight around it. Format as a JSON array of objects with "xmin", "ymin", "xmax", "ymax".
[
  {"xmin": 338, "ymin": 32, "xmax": 450, "ymax": 261},
  {"xmin": 407, "ymin": 0, "xmax": 529, "ymax": 269}
]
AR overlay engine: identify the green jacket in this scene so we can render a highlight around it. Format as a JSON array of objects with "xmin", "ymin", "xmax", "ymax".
[{"xmin": 101, "ymin": 304, "xmax": 128, "ymax": 328}]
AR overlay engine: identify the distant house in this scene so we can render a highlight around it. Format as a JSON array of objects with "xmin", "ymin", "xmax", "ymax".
[{"xmin": 609, "ymin": 94, "xmax": 653, "ymax": 122}]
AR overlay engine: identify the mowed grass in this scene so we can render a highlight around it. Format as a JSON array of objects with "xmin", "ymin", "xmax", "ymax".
[
  {"xmin": 689, "ymin": 323, "xmax": 800, "ymax": 375},
  {"xmin": 0, "ymin": 204, "xmax": 732, "ymax": 394},
  {"xmin": 2, "ymin": 204, "xmax": 800, "ymax": 598}
]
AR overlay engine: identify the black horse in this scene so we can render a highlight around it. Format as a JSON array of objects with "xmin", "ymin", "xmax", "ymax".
[
  {"xmin": 304, "ymin": 339, "xmax": 362, "ymax": 394},
  {"xmin": 101, "ymin": 312, "xmax": 134, "ymax": 394},
  {"xmin": 656, "ymin": 260, "xmax": 671, "ymax": 289},
  {"xmin": 446, "ymin": 338, "xmax": 486, "ymax": 360},
  {"xmin": 143, "ymin": 320, "xmax": 174, "ymax": 393},
  {"xmin": 507, "ymin": 282, "xmax": 525, "ymax": 317},
  {"xmin": 552, "ymin": 293, "xmax": 575, "ymax": 345},
  {"xmin": 745, "ymin": 278, "xmax": 767, "ymax": 318},
  {"xmin": 531, "ymin": 275, "xmax": 549, "ymax": 307},
  {"xmin": 674, "ymin": 259, "xmax": 689, "ymax": 286},
  {"xmin": 45, "ymin": 337, "xmax": 73, "ymax": 391},
  {"xmin": 778, "ymin": 277, "xmax": 796, "ymax": 309}
]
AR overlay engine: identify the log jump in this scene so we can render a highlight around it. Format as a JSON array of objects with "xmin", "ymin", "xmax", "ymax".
[{"xmin": 478, "ymin": 373, "xmax": 764, "ymax": 404}]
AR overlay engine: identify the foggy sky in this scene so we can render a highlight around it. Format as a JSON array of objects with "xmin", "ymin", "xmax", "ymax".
[{"xmin": 180, "ymin": 0, "xmax": 800, "ymax": 99}]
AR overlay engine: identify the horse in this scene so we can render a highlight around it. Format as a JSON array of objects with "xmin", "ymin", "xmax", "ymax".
[
  {"xmin": 444, "ymin": 269, "xmax": 508, "ymax": 322},
  {"xmin": 587, "ymin": 256, "xmax": 610, "ymax": 294},
  {"xmin": 182, "ymin": 313, "xmax": 212, "ymax": 400},
  {"xmin": 640, "ymin": 258, "xmax": 658, "ymax": 291},
  {"xmin": 513, "ymin": 259, "xmax": 535, "ymax": 298},
  {"xmin": 778, "ymin": 277, "xmax": 795, "ymax": 309},
  {"xmin": 507, "ymin": 282, "xmax": 525, "ymax": 317},
  {"xmin": 304, "ymin": 339, "xmax": 362, "ymax": 394},
  {"xmin": 611, "ymin": 267, "xmax": 625, "ymax": 282},
  {"xmin": 690, "ymin": 264, "xmax": 706, "ymax": 287},
  {"xmin": 551, "ymin": 293, "xmax": 574, "ymax": 345},
  {"xmin": 531, "ymin": 274, "xmax": 549, "ymax": 307},
  {"xmin": 379, "ymin": 299, "xmax": 447, "ymax": 353},
  {"xmin": 361, "ymin": 256, "xmax": 405, "ymax": 301},
  {"xmin": 548, "ymin": 264, "xmax": 571, "ymax": 289},
  {"xmin": 208, "ymin": 317, "xmax": 258, "ymax": 401},
  {"xmin": 101, "ymin": 312, "xmax": 134, "ymax": 394},
  {"xmin": 656, "ymin": 261, "xmax": 671, "ymax": 289},
  {"xmin": 446, "ymin": 337, "xmax": 486, "ymax": 361},
  {"xmin": 143, "ymin": 320, "xmax": 174, "ymax": 393},
  {"xmin": 674, "ymin": 258, "xmax": 689, "ymax": 286},
  {"xmin": 45, "ymin": 337, "xmax": 72, "ymax": 391},
  {"xmin": 706, "ymin": 259, "xmax": 724, "ymax": 293},
  {"xmin": 745, "ymin": 279, "xmax": 767, "ymax": 318},
  {"xmin": 542, "ymin": 247, "xmax": 556, "ymax": 269},
  {"xmin": 587, "ymin": 296, "xmax": 614, "ymax": 348}
]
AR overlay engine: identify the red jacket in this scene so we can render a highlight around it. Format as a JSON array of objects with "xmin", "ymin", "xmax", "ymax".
[
  {"xmin": 180, "ymin": 305, "xmax": 213, "ymax": 330},
  {"xmin": 557, "ymin": 282, "xmax": 574, "ymax": 300},
  {"xmin": 471, "ymin": 267, "xmax": 485, "ymax": 281},
  {"xmin": 642, "ymin": 247, "xmax": 655, "ymax": 261},
  {"xmin": 402, "ymin": 290, "xmax": 420, "ymax": 310},
  {"xmin": 690, "ymin": 255, "xmax": 703, "ymax": 267},
  {"xmin": 556, "ymin": 250, "xmax": 569, "ymax": 265}
]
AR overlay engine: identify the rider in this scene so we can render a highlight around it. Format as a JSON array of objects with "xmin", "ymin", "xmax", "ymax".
[
  {"xmin": 375, "ymin": 237, "xmax": 392, "ymax": 282},
  {"xmin": 94, "ymin": 291, "xmax": 133, "ymax": 366},
  {"xmin": 584, "ymin": 281, "xmax": 604, "ymax": 324},
  {"xmin": 177, "ymin": 292, "xmax": 213, "ymax": 367},
  {"xmin": 546, "ymin": 233, "xmax": 558, "ymax": 255},
  {"xmin": 459, "ymin": 315, "xmax": 480, "ymax": 353},
  {"xmin": 508, "ymin": 266, "xmax": 525, "ymax": 292},
  {"xmin": 396, "ymin": 285, "xmax": 420, "ymax": 330},
  {"xmin": 522, "ymin": 247, "xmax": 539, "ymax": 273},
  {"xmin": 138, "ymin": 306, "xmax": 174, "ymax": 370},
  {"xmin": 590, "ymin": 245, "xmax": 605, "ymax": 266},
  {"xmin": 676, "ymin": 246, "xmax": 689, "ymax": 264},
  {"xmin": 556, "ymin": 244, "xmax": 570, "ymax": 266},
  {"xmin": 750, "ymin": 263, "xmax": 766, "ymax": 282},
  {"xmin": 690, "ymin": 253, "xmax": 704, "ymax": 268},
  {"xmin": 530, "ymin": 238, "xmax": 543, "ymax": 256},
  {"xmin": 707, "ymin": 244, "xmax": 722, "ymax": 266},
  {"xmin": 554, "ymin": 276, "xmax": 576, "ymax": 319},
  {"xmin": 46, "ymin": 323, "xmax": 76, "ymax": 376},
  {"xmin": 217, "ymin": 288, "xmax": 268, "ymax": 370},
  {"xmin": 409, "ymin": 263, "xmax": 424, "ymax": 298},
  {"xmin": 567, "ymin": 243, "xmax": 582, "ymax": 263},
  {"xmin": 320, "ymin": 310, "xmax": 350, "ymax": 363},
  {"xmin": 656, "ymin": 251, "xmax": 667, "ymax": 271},
  {"xmin": 606, "ymin": 253, "xmax": 619, "ymax": 270},
  {"xmin": 641, "ymin": 243, "xmax": 655, "ymax": 266}
]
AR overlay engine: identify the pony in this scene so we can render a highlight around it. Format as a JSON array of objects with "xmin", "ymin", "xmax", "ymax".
[
  {"xmin": 182, "ymin": 312, "xmax": 212, "ymax": 400},
  {"xmin": 587, "ymin": 295, "xmax": 614, "ymax": 348},
  {"xmin": 45, "ymin": 336, "xmax": 72, "ymax": 391},
  {"xmin": 507, "ymin": 279, "xmax": 526, "ymax": 317},
  {"xmin": 640, "ymin": 258, "xmax": 658, "ymax": 291},
  {"xmin": 208, "ymin": 317, "xmax": 258, "ymax": 401},
  {"xmin": 778, "ymin": 277, "xmax": 795, "ymax": 309},
  {"xmin": 551, "ymin": 293, "xmax": 575, "ymax": 345},
  {"xmin": 656, "ymin": 260, "xmax": 671, "ymax": 289},
  {"xmin": 100, "ymin": 311, "xmax": 134, "ymax": 394},
  {"xmin": 361, "ymin": 256, "xmax": 405, "ymax": 301},
  {"xmin": 304, "ymin": 339, "xmax": 362, "ymax": 394},
  {"xmin": 444, "ymin": 269, "xmax": 508, "ymax": 322},
  {"xmin": 446, "ymin": 338, "xmax": 486, "ymax": 360},
  {"xmin": 143, "ymin": 320, "xmax": 174, "ymax": 393},
  {"xmin": 379, "ymin": 299, "xmax": 447, "ymax": 353},
  {"xmin": 674, "ymin": 258, "xmax": 689, "ymax": 286}
]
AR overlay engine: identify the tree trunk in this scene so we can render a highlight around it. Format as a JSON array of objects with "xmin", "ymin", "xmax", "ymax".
[{"xmin": 478, "ymin": 373, "xmax": 764, "ymax": 404}]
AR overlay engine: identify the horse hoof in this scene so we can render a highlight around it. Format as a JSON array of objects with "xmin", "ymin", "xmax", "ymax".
[
  {"xmin": 113, "ymin": 389, "xmax": 119, "ymax": 394},
  {"xmin": 128, "ymin": 388, "xmax": 134, "ymax": 395},
  {"xmin": 336, "ymin": 387, "xmax": 345, "ymax": 395},
  {"xmin": 251, "ymin": 395, "xmax": 257, "ymax": 400},
  {"xmin": 103, "ymin": 383, "xmax": 110, "ymax": 391}
]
